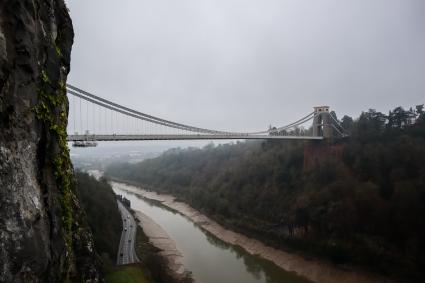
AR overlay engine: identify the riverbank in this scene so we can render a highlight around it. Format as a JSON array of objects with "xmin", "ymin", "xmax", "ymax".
[
  {"xmin": 110, "ymin": 180, "xmax": 391, "ymax": 283},
  {"xmin": 87, "ymin": 170, "xmax": 191, "ymax": 283},
  {"xmin": 134, "ymin": 211, "xmax": 187, "ymax": 279}
]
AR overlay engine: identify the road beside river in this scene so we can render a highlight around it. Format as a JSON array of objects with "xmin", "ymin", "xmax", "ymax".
[
  {"xmin": 116, "ymin": 200, "xmax": 139, "ymax": 265},
  {"xmin": 111, "ymin": 180, "xmax": 390, "ymax": 283}
]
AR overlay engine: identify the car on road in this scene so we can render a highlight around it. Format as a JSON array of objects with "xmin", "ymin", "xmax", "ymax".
[
  {"xmin": 124, "ymin": 228, "xmax": 127, "ymax": 231},
  {"xmin": 128, "ymin": 239, "xmax": 131, "ymax": 242},
  {"xmin": 120, "ymin": 253, "xmax": 123, "ymax": 257}
]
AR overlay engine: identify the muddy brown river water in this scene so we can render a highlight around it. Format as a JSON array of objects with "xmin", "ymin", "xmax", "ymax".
[
  {"xmin": 112, "ymin": 182, "xmax": 311, "ymax": 283},
  {"xmin": 105, "ymin": 176, "xmax": 387, "ymax": 283}
]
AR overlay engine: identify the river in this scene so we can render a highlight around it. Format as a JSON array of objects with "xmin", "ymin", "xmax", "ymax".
[{"xmin": 113, "ymin": 183, "xmax": 311, "ymax": 283}]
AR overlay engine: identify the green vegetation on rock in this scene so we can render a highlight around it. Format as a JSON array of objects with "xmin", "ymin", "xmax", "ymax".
[
  {"xmin": 0, "ymin": 0, "xmax": 99, "ymax": 281},
  {"xmin": 34, "ymin": 69, "xmax": 73, "ymax": 252},
  {"xmin": 34, "ymin": 66, "xmax": 76, "ymax": 281}
]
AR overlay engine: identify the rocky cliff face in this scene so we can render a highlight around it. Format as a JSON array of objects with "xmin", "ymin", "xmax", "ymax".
[{"xmin": 0, "ymin": 1, "xmax": 99, "ymax": 282}]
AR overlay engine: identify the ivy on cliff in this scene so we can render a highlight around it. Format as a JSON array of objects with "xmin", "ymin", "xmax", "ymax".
[{"xmin": 34, "ymin": 66, "xmax": 73, "ymax": 280}]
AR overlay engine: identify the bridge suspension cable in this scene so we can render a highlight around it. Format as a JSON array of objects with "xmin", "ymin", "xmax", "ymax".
[
  {"xmin": 67, "ymin": 84, "xmax": 318, "ymax": 136},
  {"xmin": 66, "ymin": 84, "xmax": 327, "ymax": 143},
  {"xmin": 67, "ymin": 84, "xmax": 235, "ymax": 135},
  {"xmin": 329, "ymin": 114, "xmax": 349, "ymax": 137}
]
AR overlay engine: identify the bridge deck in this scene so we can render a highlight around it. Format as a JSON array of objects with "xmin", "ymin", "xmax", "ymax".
[{"xmin": 67, "ymin": 134, "xmax": 323, "ymax": 141}]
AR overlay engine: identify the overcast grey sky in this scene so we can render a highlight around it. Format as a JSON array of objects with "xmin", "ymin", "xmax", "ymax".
[{"xmin": 66, "ymin": 0, "xmax": 425, "ymax": 133}]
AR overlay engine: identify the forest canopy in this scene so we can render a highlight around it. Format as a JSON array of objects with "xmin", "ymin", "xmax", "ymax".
[
  {"xmin": 75, "ymin": 172, "xmax": 122, "ymax": 267},
  {"xmin": 106, "ymin": 105, "xmax": 425, "ymax": 281}
]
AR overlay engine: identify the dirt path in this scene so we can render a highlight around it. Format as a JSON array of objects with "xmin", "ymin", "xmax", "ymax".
[{"xmin": 112, "ymin": 181, "xmax": 391, "ymax": 283}]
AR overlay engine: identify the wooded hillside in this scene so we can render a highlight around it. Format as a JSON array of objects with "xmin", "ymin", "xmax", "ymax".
[
  {"xmin": 75, "ymin": 172, "xmax": 122, "ymax": 267},
  {"xmin": 106, "ymin": 105, "xmax": 425, "ymax": 281}
]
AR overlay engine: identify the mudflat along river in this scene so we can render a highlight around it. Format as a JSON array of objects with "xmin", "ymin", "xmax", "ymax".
[{"xmin": 112, "ymin": 182, "xmax": 310, "ymax": 283}]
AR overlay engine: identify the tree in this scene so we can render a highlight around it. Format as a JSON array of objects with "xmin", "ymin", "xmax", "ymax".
[
  {"xmin": 75, "ymin": 172, "xmax": 122, "ymax": 265},
  {"xmin": 415, "ymin": 104, "xmax": 424, "ymax": 116},
  {"xmin": 388, "ymin": 106, "xmax": 410, "ymax": 128},
  {"xmin": 355, "ymin": 109, "xmax": 387, "ymax": 137},
  {"xmin": 341, "ymin": 115, "xmax": 354, "ymax": 132},
  {"xmin": 415, "ymin": 104, "xmax": 425, "ymax": 124}
]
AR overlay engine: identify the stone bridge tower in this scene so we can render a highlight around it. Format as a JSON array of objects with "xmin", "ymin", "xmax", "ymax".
[{"xmin": 312, "ymin": 106, "xmax": 333, "ymax": 138}]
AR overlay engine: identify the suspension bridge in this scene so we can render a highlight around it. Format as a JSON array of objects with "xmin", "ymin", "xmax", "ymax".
[{"xmin": 66, "ymin": 84, "xmax": 346, "ymax": 146}]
